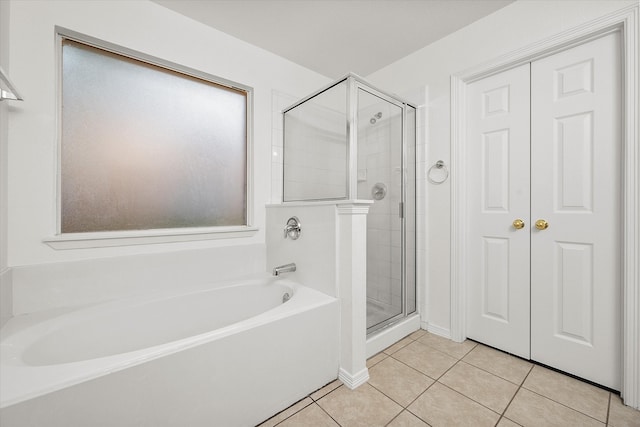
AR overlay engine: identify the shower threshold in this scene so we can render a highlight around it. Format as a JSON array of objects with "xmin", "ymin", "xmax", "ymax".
[{"xmin": 366, "ymin": 313, "xmax": 421, "ymax": 358}]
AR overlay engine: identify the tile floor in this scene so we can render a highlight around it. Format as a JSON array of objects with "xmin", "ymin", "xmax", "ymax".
[{"xmin": 259, "ymin": 330, "xmax": 640, "ymax": 427}]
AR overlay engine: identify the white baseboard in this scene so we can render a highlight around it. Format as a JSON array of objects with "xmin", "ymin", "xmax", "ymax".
[
  {"xmin": 338, "ymin": 367, "xmax": 369, "ymax": 390},
  {"xmin": 423, "ymin": 322, "xmax": 451, "ymax": 340}
]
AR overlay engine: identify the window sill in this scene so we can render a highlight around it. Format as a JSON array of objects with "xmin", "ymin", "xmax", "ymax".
[{"xmin": 43, "ymin": 226, "xmax": 259, "ymax": 250}]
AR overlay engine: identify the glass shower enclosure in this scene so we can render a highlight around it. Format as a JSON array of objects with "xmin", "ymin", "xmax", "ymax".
[{"xmin": 282, "ymin": 74, "xmax": 416, "ymax": 335}]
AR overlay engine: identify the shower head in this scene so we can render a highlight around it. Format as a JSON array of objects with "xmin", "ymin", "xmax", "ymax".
[{"xmin": 369, "ymin": 112, "xmax": 383, "ymax": 124}]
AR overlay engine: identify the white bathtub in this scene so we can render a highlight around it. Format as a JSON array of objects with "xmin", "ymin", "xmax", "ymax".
[{"xmin": 0, "ymin": 276, "xmax": 340, "ymax": 426}]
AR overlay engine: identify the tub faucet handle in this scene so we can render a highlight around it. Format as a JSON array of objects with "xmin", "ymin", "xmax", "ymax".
[{"xmin": 283, "ymin": 216, "xmax": 301, "ymax": 240}]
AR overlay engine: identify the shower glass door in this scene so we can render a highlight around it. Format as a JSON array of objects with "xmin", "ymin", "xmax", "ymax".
[{"xmin": 357, "ymin": 88, "xmax": 405, "ymax": 333}]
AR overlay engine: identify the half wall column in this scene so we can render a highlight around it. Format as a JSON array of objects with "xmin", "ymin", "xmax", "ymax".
[{"xmin": 336, "ymin": 201, "xmax": 372, "ymax": 389}]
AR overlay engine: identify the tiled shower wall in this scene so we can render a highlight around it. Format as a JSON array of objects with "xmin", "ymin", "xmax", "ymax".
[
  {"xmin": 274, "ymin": 91, "xmax": 348, "ymax": 203},
  {"xmin": 271, "ymin": 87, "xmax": 428, "ymax": 329},
  {"xmin": 357, "ymin": 110, "xmax": 403, "ymax": 312}
]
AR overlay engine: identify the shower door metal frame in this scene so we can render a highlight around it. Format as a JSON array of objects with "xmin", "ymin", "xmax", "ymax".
[
  {"xmin": 282, "ymin": 73, "xmax": 417, "ymax": 336},
  {"xmin": 350, "ymin": 78, "xmax": 416, "ymax": 336}
]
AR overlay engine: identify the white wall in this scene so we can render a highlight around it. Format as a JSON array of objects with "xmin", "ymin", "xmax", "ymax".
[
  {"xmin": 266, "ymin": 204, "xmax": 338, "ymax": 297},
  {"xmin": 0, "ymin": 0, "xmax": 12, "ymax": 326},
  {"xmin": 5, "ymin": 0, "xmax": 330, "ymax": 268},
  {"xmin": 3, "ymin": 0, "xmax": 331, "ymax": 313},
  {"xmin": 366, "ymin": 0, "xmax": 637, "ymax": 335}
]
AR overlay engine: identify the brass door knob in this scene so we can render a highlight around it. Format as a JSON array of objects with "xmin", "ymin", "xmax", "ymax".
[
  {"xmin": 512, "ymin": 219, "xmax": 525, "ymax": 230},
  {"xmin": 535, "ymin": 219, "xmax": 549, "ymax": 230}
]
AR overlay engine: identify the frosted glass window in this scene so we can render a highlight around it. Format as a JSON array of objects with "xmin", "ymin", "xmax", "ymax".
[{"xmin": 60, "ymin": 39, "xmax": 248, "ymax": 233}]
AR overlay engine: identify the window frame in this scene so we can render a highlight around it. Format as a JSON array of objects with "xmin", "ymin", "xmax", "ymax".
[{"xmin": 45, "ymin": 27, "xmax": 256, "ymax": 249}]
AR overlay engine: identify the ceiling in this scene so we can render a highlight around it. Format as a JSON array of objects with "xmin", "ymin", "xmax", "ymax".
[{"xmin": 153, "ymin": 0, "xmax": 514, "ymax": 79}]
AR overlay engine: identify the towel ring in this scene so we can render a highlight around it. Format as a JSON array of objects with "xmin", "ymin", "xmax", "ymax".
[{"xmin": 427, "ymin": 160, "xmax": 449, "ymax": 184}]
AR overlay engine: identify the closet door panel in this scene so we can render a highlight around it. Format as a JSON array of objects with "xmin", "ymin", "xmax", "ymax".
[
  {"xmin": 465, "ymin": 63, "xmax": 531, "ymax": 359},
  {"xmin": 530, "ymin": 31, "xmax": 622, "ymax": 390}
]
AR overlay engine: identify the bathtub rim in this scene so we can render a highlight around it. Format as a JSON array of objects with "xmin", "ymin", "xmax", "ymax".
[
  {"xmin": 6, "ymin": 278, "xmax": 296, "ymax": 366},
  {"xmin": 0, "ymin": 277, "xmax": 336, "ymax": 409}
]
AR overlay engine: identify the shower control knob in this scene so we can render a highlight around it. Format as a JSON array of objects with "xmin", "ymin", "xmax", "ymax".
[
  {"xmin": 284, "ymin": 216, "xmax": 302, "ymax": 240},
  {"xmin": 371, "ymin": 183, "xmax": 387, "ymax": 201}
]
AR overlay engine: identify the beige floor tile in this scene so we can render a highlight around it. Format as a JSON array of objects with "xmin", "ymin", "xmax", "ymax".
[
  {"xmin": 368, "ymin": 356, "xmax": 434, "ymax": 407},
  {"xmin": 258, "ymin": 397, "xmax": 314, "ymax": 427},
  {"xmin": 310, "ymin": 380, "xmax": 342, "ymax": 401},
  {"xmin": 522, "ymin": 365, "xmax": 609, "ymax": 422},
  {"xmin": 408, "ymin": 382, "xmax": 500, "ymax": 427},
  {"xmin": 277, "ymin": 403, "xmax": 339, "ymax": 427},
  {"xmin": 392, "ymin": 340, "xmax": 458, "ymax": 379},
  {"xmin": 462, "ymin": 344, "xmax": 533, "ymax": 385},
  {"xmin": 439, "ymin": 361, "xmax": 518, "ymax": 413},
  {"xmin": 608, "ymin": 394, "xmax": 640, "ymax": 427},
  {"xmin": 505, "ymin": 388, "xmax": 604, "ymax": 427},
  {"xmin": 497, "ymin": 417, "xmax": 522, "ymax": 426},
  {"xmin": 384, "ymin": 336, "xmax": 414, "ymax": 355},
  {"xmin": 408, "ymin": 329, "xmax": 427, "ymax": 340},
  {"xmin": 367, "ymin": 352, "xmax": 388, "ymax": 368},
  {"xmin": 387, "ymin": 410, "xmax": 429, "ymax": 427},
  {"xmin": 317, "ymin": 382, "xmax": 403, "ymax": 427},
  {"xmin": 417, "ymin": 332, "xmax": 476, "ymax": 359}
]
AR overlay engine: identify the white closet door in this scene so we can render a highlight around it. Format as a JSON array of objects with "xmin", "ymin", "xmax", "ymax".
[
  {"xmin": 530, "ymin": 31, "xmax": 622, "ymax": 390},
  {"xmin": 465, "ymin": 63, "xmax": 531, "ymax": 359}
]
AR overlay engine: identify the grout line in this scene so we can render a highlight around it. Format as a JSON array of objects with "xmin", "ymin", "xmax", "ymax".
[
  {"xmin": 311, "ymin": 383, "xmax": 344, "ymax": 402},
  {"xmin": 391, "ymin": 358, "xmax": 464, "ymax": 422},
  {"xmin": 434, "ymin": 355, "xmax": 462, "ymax": 382},
  {"xmin": 273, "ymin": 333, "xmax": 535, "ymax": 426},
  {"xmin": 436, "ymin": 380, "xmax": 503, "ymax": 417},
  {"xmin": 314, "ymin": 401, "xmax": 343, "ymax": 427},
  {"xmin": 398, "ymin": 338, "xmax": 462, "ymax": 366},
  {"xmin": 383, "ymin": 409, "xmax": 432, "ymax": 427},
  {"xmin": 384, "ymin": 411, "xmax": 404, "ymax": 427},
  {"xmin": 263, "ymin": 396, "xmax": 315, "ymax": 427},
  {"xmin": 382, "ymin": 337, "xmax": 415, "ymax": 356},
  {"xmin": 366, "ymin": 381, "xmax": 402, "ymax": 407},
  {"xmin": 461, "ymin": 358, "xmax": 532, "ymax": 387},
  {"xmin": 494, "ymin": 364, "xmax": 533, "ymax": 426},
  {"xmin": 414, "ymin": 335, "xmax": 477, "ymax": 360},
  {"xmin": 367, "ymin": 378, "xmax": 421, "ymax": 412},
  {"xmin": 605, "ymin": 392, "xmax": 611, "ymax": 426},
  {"xmin": 379, "ymin": 353, "xmax": 437, "ymax": 380},
  {"xmin": 434, "ymin": 355, "xmax": 531, "ymax": 420},
  {"xmin": 387, "ymin": 353, "xmax": 438, "ymax": 382},
  {"xmin": 521, "ymin": 385, "xmax": 609, "ymax": 424},
  {"xmin": 404, "ymin": 379, "xmax": 437, "ymax": 411},
  {"xmin": 467, "ymin": 340, "xmax": 534, "ymax": 365},
  {"xmin": 406, "ymin": 406, "xmax": 433, "ymax": 426},
  {"xmin": 529, "ymin": 360, "xmax": 618, "ymax": 394}
]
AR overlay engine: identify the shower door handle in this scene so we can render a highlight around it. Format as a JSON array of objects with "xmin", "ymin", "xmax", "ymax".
[{"xmin": 399, "ymin": 202, "xmax": 404, "ymax": 219}]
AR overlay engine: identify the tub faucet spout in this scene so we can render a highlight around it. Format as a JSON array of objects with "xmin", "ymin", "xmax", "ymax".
[{"xmin": 272, "ymin": 263, "xmax": 296, "ymax": 276}]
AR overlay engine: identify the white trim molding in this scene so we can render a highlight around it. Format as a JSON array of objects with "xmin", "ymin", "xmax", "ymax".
[
  {"xmin": 424, "ymin": 323, "xmax": 451, "ymax": 340},
  {"xmin": 336, "ymin": 202, "xmax": 371, "ymax": 390},
  {"xmin": 450, "ymin": 4, "xmax": 639, "ymax": 408},
  {"xmin": 338, "ymin": 367, "xmax": 369, "ymax": 390},
  {"xmin": 44, "ymin": 227, "xmax": 259, "ymax": 249}
]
